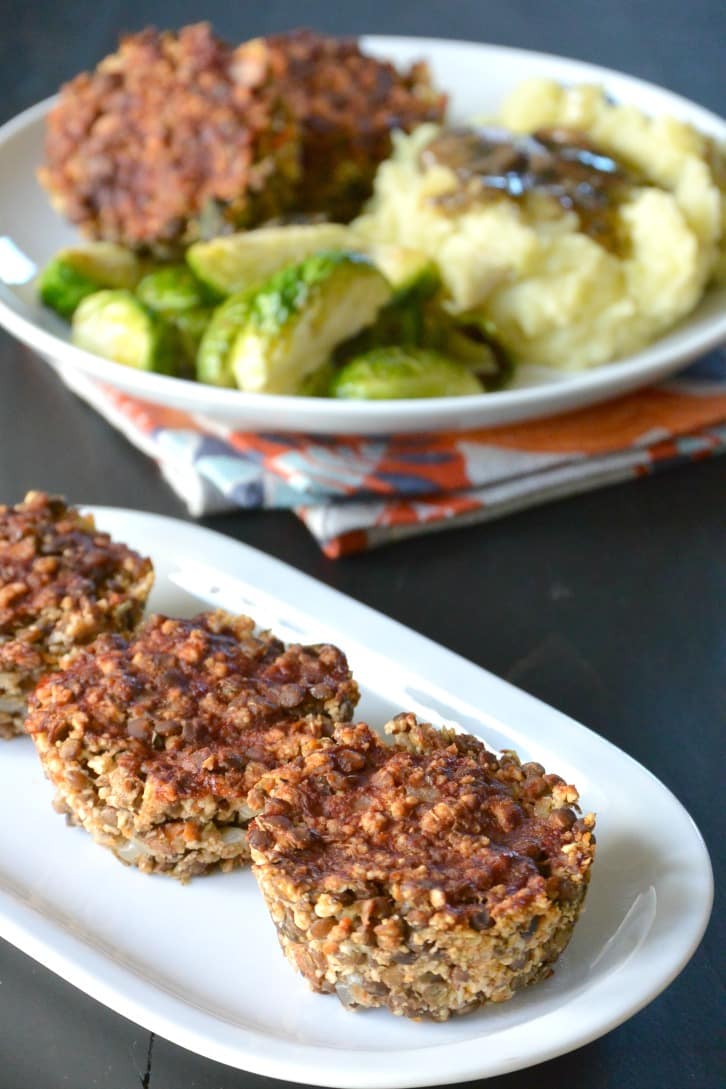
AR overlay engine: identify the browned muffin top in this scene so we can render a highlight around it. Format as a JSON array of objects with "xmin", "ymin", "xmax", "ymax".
[
  {"xmin": 26, "ymin": 611, "xmax": 359, "ymax": 802},
  {"xmin": 39, "ymin": 23, "xmax": 300, "ymax": 249},
  {"xmin": 0, "ymin": 492, "xmax": 152, "ymax": 671},
  {"xmin": 249, "ymin": 716, "xmax": 595, "ymax": 922}
]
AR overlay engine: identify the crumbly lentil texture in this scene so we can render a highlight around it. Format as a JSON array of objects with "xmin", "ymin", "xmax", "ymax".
[
  {"xmin": 25, "ymin": 611, "xmax": 359, "ymax": 879},
  {"xmin": 39, "ymin": 23, "xmax": 300, "ymax": 252},
  {"xmin": 0, "ymin": 492, "xmax": 153, "ymax": 738},
  {"xmin": 39, "ymin": 25, "xmax": 446, "ymax": 249},
  {"xmin": 248, "ymin": 714, "xmax": 596, "ymax": 1020},
  {"xmin": 234, "ymin": 29, "xmax": 447, "ymax": 221}
]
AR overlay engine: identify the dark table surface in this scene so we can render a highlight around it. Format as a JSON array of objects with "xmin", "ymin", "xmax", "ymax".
[{"xmin": 0, "ymin": 2, "xmax": 724, "ymax": 1088}]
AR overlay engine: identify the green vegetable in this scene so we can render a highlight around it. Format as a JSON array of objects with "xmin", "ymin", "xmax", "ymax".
[
  {"xmin": 38, "ymin": 243, "xmax": 143, "ymax": 319},
  {"xmin": 229, "ymin": 251, "xmax": 392, "ymax": 395},
  {"xmin": 72, "ymin": 290, "xmax": 180, "ymax": 374},
  {"xmin": 443, "ymin": 316, "xmax": 514, "ymax": 390},
  {"xmin": 196, "ymin": 292, "xmax": 254, "ymax": 387},
  {"xmin": 174, "ymin": 307, "xmax": 213, "ymax": 362},
  {"xmin": 136, "ymin": 266, "xmax": 212, "ymax": 369},
  {"xmin": 334, "ymin": 251, "xmax": 439, "ymax": 361},
  {"xmin": 330, "ymin": 346, "xmax": 485, "ymax": 400},
  {"xmin": 136, "ymin": 265, "xmax": 208, "ymax": 314},
  {"xmin": 368, "ymin": 245, "xmax": 440, "ymax": 303},
  {"xmin": 187, "ymin": 223, "xmax": 356, "ymax": 297},
  {"xmin": 298, "ymin": 361, "xmax": 335, "ymax": 397}
]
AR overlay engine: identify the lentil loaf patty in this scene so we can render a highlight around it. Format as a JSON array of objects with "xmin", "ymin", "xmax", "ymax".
[
  {"xmin": 234, "ymin": 29, "xmax": 447, "ymax": 221},
  {"xmin": 39, "ymin": 25, "xmax": 446, "ymax": 249},
  {"xmin": 38, "ymin": 23, "xmax": 300, "ymax": 252},
  {"xmin": 0, "ymin": 492, "xmax": 153, "ymax": 738},
  {"xmin": 248, "ymin": 714, "xmax": 596, "ymax": 1020},
  {"xmin": 25, "ymin": 611, "xmax": 359, "ymax": 879}
]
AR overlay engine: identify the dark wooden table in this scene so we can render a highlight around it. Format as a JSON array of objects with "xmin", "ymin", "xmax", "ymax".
[{"xmin": 1, "ymin": 3, "xmax": 724, "ymax": 1087}]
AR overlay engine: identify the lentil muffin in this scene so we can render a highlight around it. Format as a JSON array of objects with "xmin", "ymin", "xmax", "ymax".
[
  {"xmin": 38, "ymin": 23, "xmax": 300, "ymax": 253},
  {"xmin": 248, "ymin": 714, "xmax": 596, "ymax": 1020},
  {"xmin": 0, "ymin": 492, "xmax": 153, "ymax": 738},
  {"xmin": 25, "ymin": 611, "xmax": 359, "ymax": 880},
  {"xmin": 234, "ymin": 29, "xmax": 447, "ymax": 221}
]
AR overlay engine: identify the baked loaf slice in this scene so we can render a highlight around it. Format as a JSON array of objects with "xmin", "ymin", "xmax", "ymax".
[
  {"xmin": 248, "ymin": 714, "xmax": 596, "ymax": 1020},
  {"xmin": 39, "ymin": 23, "xmax": 300, "ymax": 252},
  {"xmin": 233, "ymin": 29, "xmax": 446, "ymax": 221},
  {"xmin": 25, "ymin": 611, "xmax": 358, "ymax": 879},
  {"xmin": 0, "ymin": 492, "xmax": 153, "ymax": 738},
  {"xmin": 40, "ymin": 24, "xmax": 446, "ymax": 250}
]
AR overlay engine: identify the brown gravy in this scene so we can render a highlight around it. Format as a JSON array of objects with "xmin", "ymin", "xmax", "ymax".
[{"xmin": 420, "ymin": 126, "xmax": 642, "ymax": 252}]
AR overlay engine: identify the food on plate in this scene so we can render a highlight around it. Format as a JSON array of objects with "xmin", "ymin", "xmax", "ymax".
[
  {"xmin": 187, "ymin": 223, "xmax": 357, "ymax": 297},
  {"xmin": 0, "ymin": 492, "xmax": 153, "ymax": 738},
  {"xmin": 248, "ymin": 714, "xmax": 596, "ymax": 1020},
  {"xmin": 38, "ymin": 24, "xmax": 301, "ymax": 252},
  {"xmin": 35, "ymin": 26, "xmax": 726, "ymax": 397},
  {"xmin": 24, "ymin": 611, "xmax": 359, "ymax": 879},
  {"xmin": 136, "ymin": 266, "xmax": 214, "ymax": 359},
  {"xmin": 38, "ymin": 25, "xmax": 443, "ymax": 253},
  {"xmin": 366, "ymin": 244, "xmax": 441, "ymax": 303},
  {"xmin": 198, "ymin": 251, "xmax": 392, "ymax": 394},
  {"xmin": 355, "ymin": 79, "xmax": 726, "ymax": 371},
  {"xmin": 196, "ymin": 290, "xmax": 256, "ymax": 388},
  {"xmin": 38, "ymin": 243, "xmax": 144, "ymax": 319},
  {"xmin": 233, "ymin": 29, "xmax": 446, "ymax": 221},
  {"xmin": 330, "ymin": 347, "xmax": 484, "ymax": 399},
  {"xmin": 136, "ymin": 265, "xmax": 209, "ymax": 315},
  {"xmin": 72, "ymin": 290, "xmax": 183, "ymax": 375},
  {"xmin": 171, "ymin": 305, "xmax": 216, "ymax": 361}
]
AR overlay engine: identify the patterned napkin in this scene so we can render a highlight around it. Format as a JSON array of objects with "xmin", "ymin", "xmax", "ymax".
[{"xmin": 59, "ymin": 351, "xmax": 726, "ymax": 557}]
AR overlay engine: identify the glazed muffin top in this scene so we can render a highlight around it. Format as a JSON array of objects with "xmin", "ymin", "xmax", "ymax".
[
  {"xmin": 248, "ymin": 715, "xmax": 596, "ymax": 926},
  {"xmin": 25, "ymin": 610, "xmax": 359, "ymax": 803},
  {"xmin": 0, "ymin": 491, "xmax": 153, "ymax": 672}
]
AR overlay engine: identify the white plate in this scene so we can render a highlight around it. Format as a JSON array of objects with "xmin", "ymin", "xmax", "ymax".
[
  {"xmin": 0, "ymin": 39, "xmax": 724, "ymax": 435},
  {"xmin": 0, "ymin": 510, "xmax": 713, "ymax": 1086}
]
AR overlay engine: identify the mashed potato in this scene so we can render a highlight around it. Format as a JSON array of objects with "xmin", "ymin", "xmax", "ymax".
[{"xmin": 354, "ymin": 80, "xmax": 726, "ymax": 371}]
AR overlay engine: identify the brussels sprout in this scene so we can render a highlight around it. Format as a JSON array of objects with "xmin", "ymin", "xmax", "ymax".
[
  {"xmin": 336, "ymin": 297, "xmax": 423, "ymax": 361},
  {"xmin": 368, "ymin": 245, "xmax": 440, "ymax": 303},
  {"xmin": 196, "ymin": 292, "xmax": 254, "ymax": 387},
  {"xmin": 72, "ymin": 290, "xmax": 180, "ymax": 374},
  {"xmin": 298, "ymin": 360, "xmax": 335, "ymax": 397},
  {"xmin": 136, "ymin": 265, "xmax": 208, "ymax": 314},
  {"xmin": 443, "ymin": 317, "xmax": 514, "ymax": 390},
  {"xmin": 229, "ymin": 251, "xmax": 392, "ymax": 395},
  {"xmin": 136, "ymin": 266, "xmax": 212, "ymax": 368},
  {"xmin": 174, "ymin": 307, "xmax": 213, "ymax": 361},
  {"xmin": 187, "ymin": 223, "xmax": 356, "ymax": 297},
  {"xmin": 38, "ymin": 243, "xmax": 143, "ymax": 319},
  {"xmin": 330, "ymin": 346, "xmax": 485, "ymax": 400}
]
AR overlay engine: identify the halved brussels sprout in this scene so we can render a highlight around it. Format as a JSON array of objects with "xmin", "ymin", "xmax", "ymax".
[
  {"xmin": 136, "ymin": 266, "xmax": 212, "ymax": 367},
  {"xmin": 174, "ymin": 307, "xmax": 214, "ymax": 361},
  {"xmin": 187, "ymin": 223, "xmax": 356, "ymax": 297},
  {"xmin": 72, "ymin": 290, "xmax": 180, "ymax": 374},
  {"xmin": 136, "ymin": 265, "xmax": 208, "ymax": 314},
  {"xmin": 38, "ymin": 243, "xmax": 144, "ymax": 319},
  {"xmin": 196, "ymin": 292, "xmax": 254, "ymax": 387},
  {"xmin": 298, "ymin": 360, "xmax": 335, "ymax": 397},
  {"xmin": 229, "ymin": 251, "xmax": 392, "ymax": 395},
  {"xmin": 330, "ymin": 346, "xmax": 485, "ymax": 400},
  {"xmin": 443, "ymin": 317, "xmax": 514, "ymax": 390}
]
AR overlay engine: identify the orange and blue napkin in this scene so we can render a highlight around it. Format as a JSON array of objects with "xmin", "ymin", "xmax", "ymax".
[{"xmin": 60, "ymin": 351, "xmax": 726, "ymax": 557}]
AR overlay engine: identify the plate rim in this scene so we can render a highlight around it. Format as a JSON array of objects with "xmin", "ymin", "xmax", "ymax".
[
  {"xmin": 0, "ymin": 506, "xmax": 714, "ymax": 1087},
  {"xmin": 0, "ymin": 35, "xmax": 725, "ymax": 434}
]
